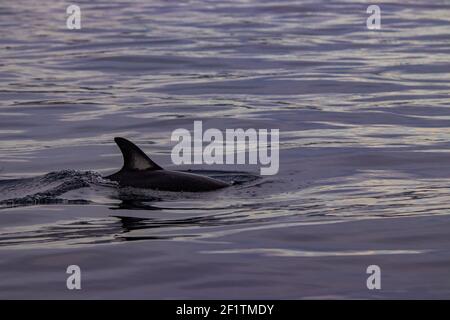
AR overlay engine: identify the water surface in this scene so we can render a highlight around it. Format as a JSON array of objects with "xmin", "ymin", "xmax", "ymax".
[{"xmin": 1, "ymin": 0, "xmax": 450, "ymax": 299}]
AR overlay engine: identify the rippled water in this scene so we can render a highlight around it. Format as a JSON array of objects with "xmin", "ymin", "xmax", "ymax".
[{"xmin": 1, "ymin": 0, "xmax": 450, "ymax": 299}]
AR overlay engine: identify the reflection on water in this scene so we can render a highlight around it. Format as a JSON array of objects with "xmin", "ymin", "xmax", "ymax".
[
  {"xmin": 1, "ymin": 169, "xmax": 450, "ymax": 248},
  {"xmin": 201, "ymin": 248, "xmax": 428, "ymax": 257},
  {"xmin": 1, "ymin": 0, "xmax": 450, "ymax": 298}
]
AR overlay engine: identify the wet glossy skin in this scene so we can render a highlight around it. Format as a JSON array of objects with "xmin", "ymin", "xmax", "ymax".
[{"xmin": 106, "ymin": 169, "xmax": 230, "ymax": 192}]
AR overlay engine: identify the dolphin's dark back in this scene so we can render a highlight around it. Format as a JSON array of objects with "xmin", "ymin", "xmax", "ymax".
[{"xmin": 105, "ymin": 137, "xmax": 229, "ymax": 192}]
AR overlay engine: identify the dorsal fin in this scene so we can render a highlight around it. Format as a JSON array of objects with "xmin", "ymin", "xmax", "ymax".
[{"xmin": 114, "ymin": 137, "xmax": 163, "ymax": 171}]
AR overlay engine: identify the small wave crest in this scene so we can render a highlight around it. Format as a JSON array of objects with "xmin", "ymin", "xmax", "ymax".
[{"xmin": 0, "ymin": 170, "xmax": 116, "ymax": 208}]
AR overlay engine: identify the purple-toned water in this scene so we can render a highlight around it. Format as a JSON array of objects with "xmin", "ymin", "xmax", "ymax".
[{"xmin": 1, "ymin": 0, "xmax": 450, "ymax": 299}]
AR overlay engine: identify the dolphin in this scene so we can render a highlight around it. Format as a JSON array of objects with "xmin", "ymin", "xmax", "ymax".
[{"xmin": 105, "ymin": 137, "xmax": 230, "ymax": 192}]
